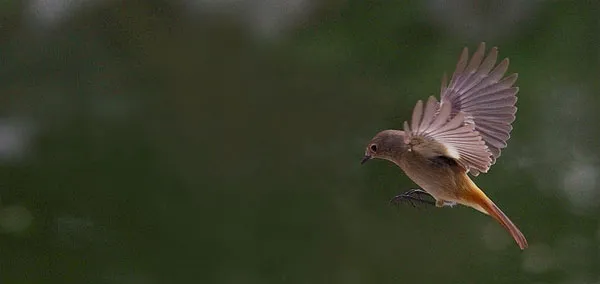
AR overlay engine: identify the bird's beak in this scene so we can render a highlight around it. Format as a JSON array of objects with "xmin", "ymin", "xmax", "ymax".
[{"xmin": 361, "ymin": 155, "xmax": 372, "ymax": 165}]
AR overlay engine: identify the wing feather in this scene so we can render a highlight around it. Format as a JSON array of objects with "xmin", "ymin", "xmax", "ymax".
[
  {"xmin": 425, "ymin": 101, "xmax": 451, "ymax": 132},
  {"xmin": 411, "ymin": 100, "xmax": 423, "ymax": 133},
  {"xmin": 440, "ymin": 42, "xmax": 518, "ymax": 169},
  {"xmin": 419, "ymin": 96, "xmax": 438, "ymax": 131},
  {"xmin": 404, "ymin": 97, "xmax": 492, "ymax": 173}
]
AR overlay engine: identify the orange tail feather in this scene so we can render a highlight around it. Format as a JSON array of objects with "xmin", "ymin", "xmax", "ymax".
[
  {"xmin": 474, "ymin": 195, "xmax": 528, "ymax": 250},
  {"xmin": 461, "ymin": 174, "xmax": 527, "ymax": 250}
]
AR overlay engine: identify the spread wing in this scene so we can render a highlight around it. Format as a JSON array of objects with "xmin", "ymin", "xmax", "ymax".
[
  {"xmin": 403, "ymin": 96, "xmax": 493, "ymax": 174},
  {"xmin": 440, "ymin": 42, "xmax": 519, "ymax": 174}
]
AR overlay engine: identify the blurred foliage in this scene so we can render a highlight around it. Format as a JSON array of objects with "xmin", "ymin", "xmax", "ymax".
[{"xmin": 0, "ymin": 0, "xmax": 599, "ymax": 283}]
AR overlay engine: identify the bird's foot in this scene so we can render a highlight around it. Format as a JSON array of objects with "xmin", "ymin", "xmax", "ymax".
[{"xmin": 389, "ymin": 188, "xmax": 435, "ymax": 207}]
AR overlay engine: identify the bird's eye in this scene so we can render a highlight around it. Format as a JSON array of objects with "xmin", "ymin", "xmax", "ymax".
[{"xmin": 370, "ymin": 144, "xmax": 377, "ymax": 153}]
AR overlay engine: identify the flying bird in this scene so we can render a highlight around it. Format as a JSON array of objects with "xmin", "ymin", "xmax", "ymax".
[{"xmin": 361, "ymin": 42, "xmax": 527, "ymax": 250}]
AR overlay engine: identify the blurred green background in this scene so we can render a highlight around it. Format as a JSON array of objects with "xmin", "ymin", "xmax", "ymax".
[{"xmin": 0, "ymin": 0, "xmax": 599, "ymax": 283}]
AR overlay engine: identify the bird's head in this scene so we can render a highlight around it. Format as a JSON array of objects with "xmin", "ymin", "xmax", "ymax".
[{"xmin": 361, "ymin": 130, "xmax": 408, "ymax": 165}]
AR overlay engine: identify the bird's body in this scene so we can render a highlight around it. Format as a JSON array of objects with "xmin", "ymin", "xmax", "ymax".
[
  {"xmin": 374, "ymin": 130, "xmax": 484, "ymax": 211},
  {"xmin": 362, "ymin": 43, "xmax": 528, "ymax": 250},
  {"xmin": 397, "ymin": 148, "xmax": 469, "ymax": 207}
]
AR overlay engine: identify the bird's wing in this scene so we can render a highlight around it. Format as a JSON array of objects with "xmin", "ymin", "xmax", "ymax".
[
  {"xmin": 440, "ymin": 42, "xmax": 519, "ymax": 174},
  {"xmin": 403, "ymin": 96, "xmax": 493, "ymax": 174}
]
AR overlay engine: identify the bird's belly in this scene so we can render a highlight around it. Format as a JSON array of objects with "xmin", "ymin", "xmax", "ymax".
[
  {"xmin": 397, "ymin": 158, "xmax": 463, "ymax": 202},
  {"xmin": 408, "ymin": 174, "xmax": 457, "ymax": 201}
]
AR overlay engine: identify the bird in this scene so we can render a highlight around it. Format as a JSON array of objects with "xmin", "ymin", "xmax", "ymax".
[{"xmin": 361, "ymin": 42, "xmax": 528, "ymax": 250}]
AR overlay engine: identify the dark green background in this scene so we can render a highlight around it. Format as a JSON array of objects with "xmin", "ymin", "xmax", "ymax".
[{"xmin": 0, "ymin": 1, "xmax": 599, "ymax": 283}]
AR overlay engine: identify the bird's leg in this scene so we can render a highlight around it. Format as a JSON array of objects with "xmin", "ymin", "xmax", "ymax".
[
  {"xmin": 435, "ymin": 200, "xmax": 457, "ymax": 208},
  {"xmin": 389, "ymin": 188, "xmax": 435, "ymax": 207}
]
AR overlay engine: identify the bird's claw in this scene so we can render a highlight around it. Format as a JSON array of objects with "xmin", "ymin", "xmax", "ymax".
[{"xmin": 389, "ymin": 189, "xmax": 436, "ymax": 208}]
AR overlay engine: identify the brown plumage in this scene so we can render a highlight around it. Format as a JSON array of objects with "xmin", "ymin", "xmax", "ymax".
[{"xmin": 362, "ymin": 43, "xmax": 527, "ymax": 250}]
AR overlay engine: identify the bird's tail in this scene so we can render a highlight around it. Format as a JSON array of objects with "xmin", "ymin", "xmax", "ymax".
[{"xmin": 467, "ymin": 187, "xmax": 528, "ymax": 250}]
